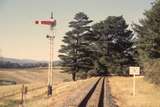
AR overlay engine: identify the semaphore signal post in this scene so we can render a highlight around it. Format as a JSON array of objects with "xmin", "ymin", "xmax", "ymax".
[{"xmin": 35, "ymin": 12, "xmax": 56, "ymax": 96}]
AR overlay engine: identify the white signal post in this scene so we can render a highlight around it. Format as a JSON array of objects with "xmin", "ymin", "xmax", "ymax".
[
  {"xmin": 35, "ymin": 12, "xmax": 56, "ymax": 96},
  {"xmin": 129, "ymin": 66, "xmax": 140, "ymax": 96},
  {"xmin": 46, "ymin": 34, "xmax": 55, "ymax": 86}
]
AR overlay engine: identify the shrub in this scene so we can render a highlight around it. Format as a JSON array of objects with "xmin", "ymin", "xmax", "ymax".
[
  {"xmin": 144, "ymin": 60, "xmax": 160, "ymax": 85},
  {"xmin": 76, "ymin": 72, "xmax": 88, "ymax": 79},
  {"xmin": 0, "ymin": 80, "xmax": 16, "ymax": 85},
  {"xmin": 87, "ymin": 69, "xmax": 98, "ymax": 77}
]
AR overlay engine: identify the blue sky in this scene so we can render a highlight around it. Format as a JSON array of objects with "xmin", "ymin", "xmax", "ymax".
[{"xmin": 0, "ymin": 0, "xmax": 153, "ymax": 60}]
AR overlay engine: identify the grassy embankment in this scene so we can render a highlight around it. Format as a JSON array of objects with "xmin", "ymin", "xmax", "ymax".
[{"xmin": 109, "ymin": 76, "xmax": 160, "ymax": 107}]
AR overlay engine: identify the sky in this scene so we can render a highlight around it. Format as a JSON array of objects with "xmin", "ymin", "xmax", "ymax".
[{"xmin": 0, "ymin": 0, "xmax": 153, "ymax": 61}]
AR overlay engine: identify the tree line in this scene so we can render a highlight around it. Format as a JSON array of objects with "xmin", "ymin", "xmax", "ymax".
[
  {"xmin": 59, "ymin": 13, "xmax": 138, "ymax": 81},
  {"xmin": 59, "ymin": 0, "xmax": 160, "ymax": 85}
]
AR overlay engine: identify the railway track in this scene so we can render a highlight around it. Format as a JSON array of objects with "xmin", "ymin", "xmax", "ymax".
[
  {"xmin": 50, "ymin": 78, "xmax": 99, "ymax": 107},
  {"xmin": 62, "ymin": 77, "xmax": 115, "ymax": 107},
  {"xmin": 78, "ymin": 78, "xmax": 102, "ymax": 107},
  {"xmin": 78, "ymin": 77, "xmax": 106, "ymax": 107}
]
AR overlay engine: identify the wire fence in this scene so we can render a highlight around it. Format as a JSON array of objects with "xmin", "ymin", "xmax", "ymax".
[{"xmin": 0, "ymin": 77, "xmax": 117, "ymax": 107}]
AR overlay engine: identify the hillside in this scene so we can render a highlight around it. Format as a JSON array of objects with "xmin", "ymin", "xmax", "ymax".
[{"xmin": 0, "ymin": 57, "xmax": 40, "ymax": 64}]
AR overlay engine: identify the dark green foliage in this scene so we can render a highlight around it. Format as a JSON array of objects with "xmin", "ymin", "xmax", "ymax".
[
  {"xmin": 133, "ymin": 0, "xmax": 160, "ymax": 84},
  {"xmin": 133, "ymin": 0, "xmax": 160, "ymax": 60},
  {"xmin": 59, "ymin": 13, "xmax": 137, "ymax": 78},
  {"xmin": 92, "ymin": 16, "xmax": 137, "ymax": 75},
  {"xmin": 59, "ymin": 12, "xmax": 93, "ymax": 81}
]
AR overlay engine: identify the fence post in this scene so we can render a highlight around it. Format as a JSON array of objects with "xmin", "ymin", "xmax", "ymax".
[{"xmin": 20, "ymin": 84, "xmax": 24, "ymax": 107}]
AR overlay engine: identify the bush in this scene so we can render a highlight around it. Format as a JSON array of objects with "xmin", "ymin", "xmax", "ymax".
[
  {"xmin": 144, "ymin": 60, "xmax": 160, "ymax": 85},
  {"xmin": 63, "ymin": 79, "xmax": 71, "ymax": 82},
  {"xmin": 87, "ymin": 69, "xmax": 98, "ymax": 77},
  {"xmin": 0, "ymin": 80, "xmax": 16, "ymax": 85},
  {"xmin": 76, "ymin": 72, "xmax": 88, "ymax": 79}
]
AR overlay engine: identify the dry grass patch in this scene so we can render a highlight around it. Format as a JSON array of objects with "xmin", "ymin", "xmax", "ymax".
[
  {"xmin": 0, "ymin": 68, "xmax": 72, "ymax": 84},
  {"xmin": 109, "ymin": 76, "xmax": 160, "ymax": 107},
  {"xmin": 0, "ymin": 68, "xmax": 72, "ymax": 107}
]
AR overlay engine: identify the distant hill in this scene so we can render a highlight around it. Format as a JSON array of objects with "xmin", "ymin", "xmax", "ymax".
[
  {"xmin": 0, "ymin": 57, "xmax": 45, "ymax": 64},
  {"xmin": 0, "ymin": 57, "xmax": 61, "ymax": 66}
]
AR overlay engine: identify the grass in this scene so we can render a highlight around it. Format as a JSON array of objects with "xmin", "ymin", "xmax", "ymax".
[
  {"xmin": 109, "ymin": 76, "xmax": 160, "ymax": 107},
  {"xmin": 0, "ymin": 77, "xmax": 97, "ymax": 107},
  {"xmin": 0, "ymin": 68, "xmax": 72, "ymax": 84},
  {"xmin": 3, "ymin": 68, "xmax": 159, "ymax": 107},
  {"xmin": 0, "ymin": 68, "xmax": 72, "ymax": 107},
  {"xmin": 0, "ymin": 99, "xmax": 19, "ymax": 107}
]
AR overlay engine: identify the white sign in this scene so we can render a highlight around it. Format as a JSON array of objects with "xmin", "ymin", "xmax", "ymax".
[{"xmin": 129, "ymin": 67, "xmax": 140, "ymax": 75}]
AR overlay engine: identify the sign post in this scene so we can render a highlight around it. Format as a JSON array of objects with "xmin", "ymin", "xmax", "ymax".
[{"xmin": 129, "ymin": 66, "xmax": 140, "ymax": 96}]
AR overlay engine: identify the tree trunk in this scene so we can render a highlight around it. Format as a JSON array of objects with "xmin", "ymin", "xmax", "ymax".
[{"xmin": 72, "ymin": 72, "xmax": 76, "ymax": 81}]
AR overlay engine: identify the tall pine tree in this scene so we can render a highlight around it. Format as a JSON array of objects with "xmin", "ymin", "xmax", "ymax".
[
  {"xmin": 92, "ymin": 16, "xmax": 137, "ymax": 75},
  {"xmin": 59, "ymin": 12, "xmax": 92, "ymax": 81}
]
